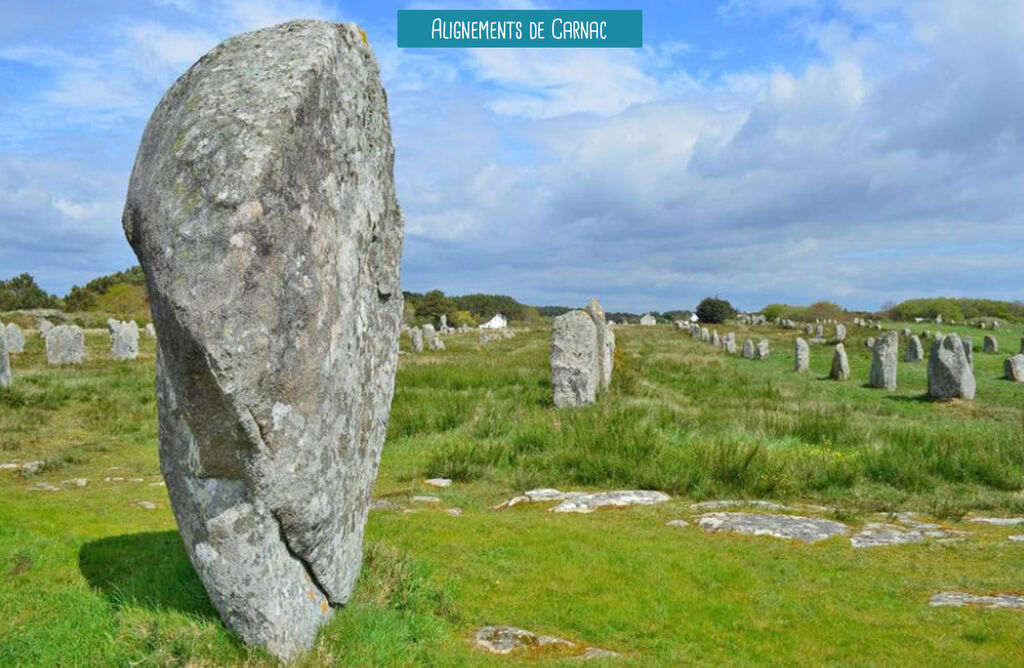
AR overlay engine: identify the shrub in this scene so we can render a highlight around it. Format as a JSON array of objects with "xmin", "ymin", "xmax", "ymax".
[{"xmin": 696, "ymin": 296, "xmax": 736, "ymax": 324}]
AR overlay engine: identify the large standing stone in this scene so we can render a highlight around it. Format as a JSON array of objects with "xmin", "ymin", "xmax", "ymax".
[
  {"xmin": 1020, "ymin": 337, "xmax": 1024, "ymax": 354},
  {"xmin": 742, "ymin": 338, "xmax": 755, "ymax": 359},
  {"xmin": 5, "ymin": 323, "xmax": 25, "ymax": 354},
  {"xmin": 963, "ymin": 336, "xmax": 974, "ymax": 367},
  {"xmin": 410, "ymin": 327, "xmax": 423, "ymax": 353},
  {"xmin": 0, "ymin": 329, "xmax": 9, "ymax": 388},
  {"xmin": 834, "ymin": 324, "xmax": 846, "ymax": 342},
  {"xmin": 928, "ymin": 333, "xmax": 975, "ymax": 400},
  {"xmin": 45, "ymin": 325, "xmax": 86, "ymax": 365},
  {"xmin": 110, "ymin": 320, "xmax": 140, "ymax": 361},
  {"xmin": 830, "ymin": 343, "xmax": 850, "ymax": 380},
  {"xmin": 700, "ymin": 327, "xmax": 709, "ymax": 342},
  {"xmin": 794, "ymin": 338, "xmax": 809, "ymax": 372},
  {"xmin": 983, "ymin": 335, "xmax": 998, "ymax": 354},
  {"xmin": 428, "ymin": 336, "xmax": 445, "ymax": 351},
  {"xmin": 754, "ymin": 339, "xmax": 770, "ymax": 360},
  {"xmin": 120, "ymin": 21, "xmax": 403, "ymax": 661},
  {"xmin": 869, "ymin": 331, "xmax": 898, "ymax": 390},
  {"xmin": 550, "ymin": 311, "xmax": 598, "ymax": 408},
  {"xmin": 710, "ymin": 330, "xmax": 720, "ymax": 347},
  {"xmin": 585, "ymin": 298, "xmax": 614, "ymax": 389},
  {"xmin": 815, "ymin": 323, "xmax": 824, "ymax": 339},
  {"xmin": 422, "ymin": 323, "xmax": 437, "ymax": 341},
  {"xmin": 904, "ymin": 335, "xmax": 923, "ymax": 362},
  {"xmin": 1005, "ymin": 354, "xmax": 1024, "ymax": 382}
]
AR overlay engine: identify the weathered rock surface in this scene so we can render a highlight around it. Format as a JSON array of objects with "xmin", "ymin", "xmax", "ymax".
[
  {"xmin": 5, "ymin": 323, "xmax": 25, "ymax": 353},
  {"xmin": 110, "ymin": 320, "xmax": 140, "ymax": 361},
  {"xmin": 639, "ymin": 313, "xmax": 656, "ymax": 326},
  {"xmin": 409, "ymin": 327, "xmax": 423, "ymax": 353},
  {"xmin": 1005, "ymin": 354, "xmax": 1024, "ymax": 382},
  {"xmin": 145, "ymin": 323, "xmax": 156, "ymax": 339},
  {"xmin": 742, "ymin": 338, "xmax": 754, "ymax": 359},
  {"xmin": 473, "ymin": 626, "xmax": 619, "ymax": 658},
  {"xmin": 45, "ymin": 325, "xmax": 86, "ymax": 365},
  {"xmin": 834, "ymin": 324, "xmax": 846, "ymax": 341},
  {"xmin": 422, "ymin": 323, "xmax": 437, "ymax": 341},
  {"xmin": 690, "ymin": 500, "xmax": 790, "ymax": 511},
  {"xmin": 36, "ymin": 318, "xmax": 53, "ymax": 336},
  {"xmin": 904, "ymin": 335, "xmax": 923, "ymax": 362},
  {"xmin": 496, "ymin": 488, "xmax": 669, "ymax": 513},
  {"xmin": 723, "ymin": 332, "xmax": 736, "ymax": 354},
  {"xmin": 830, "ymin": 343, "xmax": 850, "ymax": 380},
  {"xmin": 754, "ymin": 339, "xmax": 770, "ymax": 360},
  {"xmin": 794, "ymin": 338, "xmax": 809, "ymax": 372},
  {"xmin": 120, "ymin": 20, "xmax": 402, "ymax": 661},
  {"xmin": 428, "ymin": 336, "xmax": 445, "ymax": 351},
  {"xmin": 550, "ymin": 310, "xmax": 599, "ymax": 408},
  {"xmin": 928, "ymin": 333, "xmax": 975, "ymax": 400},
  {"xmin": 424, "ymin": 477, "xmax": 452, "ymax": 488},
  {"xmin": 850, "ymin": 523, "xmax": 960, "ymax": 548},
  {"xmin": 968, "ymin": 517, "xmax": 1024, "ymax": 526},
  {"xmin": 697, "ymin": 512, "xmax": 849, "ymax": 543},
  {"xmin": 930, "ymin": 592, "xmax": 1024, "ymax": 610},
  {"xmin": 585, "ymin": 298, "xmax": 614, "ymax": 389},
  {"xmin": 963, "ymin": 335, "xmax": 974, "ymax": 367},
  {"xmin": 869, "ymin": 331, "xmax": 898, "ymax": 389}
]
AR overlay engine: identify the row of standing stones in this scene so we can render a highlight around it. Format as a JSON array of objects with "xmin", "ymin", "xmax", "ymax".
[
  {"xmin": 683, "ymin": 318, "xmax": 1024, "ymax": 400},
  {"xmin": 549, "ymin": 298, "xmax": 615, "ymax": 408},
  {"xmin": 401, "ymin": 320, "xmax": 514, "ymax": 353},
  {"xmin": 0, "ymin": 317, "xmax": 157, "ymax": 387}
]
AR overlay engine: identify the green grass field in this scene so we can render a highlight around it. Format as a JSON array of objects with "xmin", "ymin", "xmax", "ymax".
[{"xmin": 3, "ymin": 320, "xmax": 1024, "ymax": 666}]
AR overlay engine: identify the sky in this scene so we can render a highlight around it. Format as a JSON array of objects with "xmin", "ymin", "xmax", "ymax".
[{"xmin": 1, "ymin": 0, "xmax": 1022, "ymax": 313}]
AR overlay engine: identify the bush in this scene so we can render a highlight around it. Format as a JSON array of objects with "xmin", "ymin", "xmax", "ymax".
[{"xmin": 696, "ymin": 296, "xmax": 736, "ymax": 324}]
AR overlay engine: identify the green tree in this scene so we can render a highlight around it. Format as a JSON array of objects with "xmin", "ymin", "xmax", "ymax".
[
  {"xmin": 696, "ymin": 296, "xmax": 736, "ymax": 324},
  {"xmin": 416, "ymin": 290, "xmax": 455, "ymax": 324},
  {"xmin": 0, "ymin": 273, "xmax": 59, "ymax": 310}
]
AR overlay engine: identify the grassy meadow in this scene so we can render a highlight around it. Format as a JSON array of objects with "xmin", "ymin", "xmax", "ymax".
[{"xmin": 3, "ymin": 319, "xmax": 1024, "ymax": 665}]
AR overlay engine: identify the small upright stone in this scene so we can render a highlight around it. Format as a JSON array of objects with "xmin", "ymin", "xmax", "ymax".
[
  {"xmin": 742, "ymin": 338, "xmax": 755, "ymax": 359},
  {"xmin": 815, "ymin": 324, "xmax": 824, "ymax": 339},
  {"xmin": 794, "ymin": 338, "xmax": 809, "ymax": 373},
  {"xmin": 110, "ymin": 320, "xmax": 140, "ymax": 361},
  {"xmin": 37, "ymin": 318, "xmax": 53, "ymax": 336},
  {"xmin": 804, "ymin": 323, "xmax": 813, "ymax": 335},
  {"xmin": 45, "ymin": 325, "xmax": 86, "ymax": 365},
  {"xmin": 1004, "ymin": 354, "xmax": 1024, "ymax": 382},
  {"xmin": 0, "ymin": 329, "xmax": 9, "ymax": 387},
  {"xmin": 830, "ymin": 343, "xmax": 850, "ymax": 380},
  {"xmin": 5, "ymin": 323, "xmax": 25, "ymax": 354},
  {"xmin": 428, "ymin": 336, "xmax": 445, "ymax": 351},
  {"xmin": 754, "ymin": 339, "xmax": 770, "ymax": 360},
  {"xmin": 640, "ymin": 314, "xmax": 656, "ymax": 326},
  {"xmin": 904, "ymin": 335, "xmax": 923, "ymax": 362},
  {"xmin": 928, "ymin": 333, "xmax": 975, "ymax": 400},
  {"xmin": 585, "ymin": 298, "xmax": 615, "ymax": 389},
  {"xmin": 983, "ymin": 335, "xmax": 998, "ymax": 354},
  {"xmin": 145, "ymin": 323, "xmax": 156, "ymax": 339},
  {"xmin": 834, "ymin": 324, "xmax": 847, "ymax": 342},
  {"xmin": 869, "ymin": 331, "xmax": 898, "ymax": 390},
  {"xmin": 963, "ymin": 336, "xmax": 974, "ymax": 367},
  {"xmin": 410, "ymin": 327, "xmax": 424, "ymax": 353},
  {"xmin": 422, "ymin": 324, "xmax": 437, "ymax": 341},
  {"xmin": 700, "ymin": 327, "xmax": 709, "ymax": 342},
  {"xmin": 550, "ymin": 310, "xmax": 599, "ymax": 408},
  {"xmin": 710, "ymin": 330, "xmax": 720, "ymax": 347},
  {"xmin": 723, "ymin": 332, "xmax": 736, "ymax": 354}
]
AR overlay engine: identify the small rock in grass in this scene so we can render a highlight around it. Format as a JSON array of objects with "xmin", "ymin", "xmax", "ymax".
[
  {"xmin": 425, "ymin": 477, "xmax": 453, "ymax": 488},
  {"xmin": 666, "ymin": 519, "xmax": 690, "ymax": 527},
  {"xmin": 28, "ymin": 482, "xmax": 60, "ymax": 492},
  {"xmin": 445, "ymin": 508, "xmax": 463, "ymax": 517},
  {"xmin": 930, "ymin": 592, "xmax": 1024, "ymax": 610},
  {"xmin": 689, "ymin": 500, "xmax": 790, "ymax": 512},
  {"xmin": 61, "ymin": 478, "xmax": 89, "ymax": 487},
  {"xmin": 410, "ymin": 496, "xmax": 442, "ymax": 504},
  {"xmin": 697, "ymin": 512, "xmax": 849, "ymax": 544},
  {"xmin": 21, "ymin": 461, "xmax": 44, "ymax": 475},
  {"xmin": 370, "ymin": 499, "xmax": 402, "ymax": 511},
  {"xmin": 1008, "ymin": 535, "xmax": 1024, "ymax": 543},
  {"xmin": 132, "ymin": 501, "xmax": 157, "ymax": 510},
  {"xmin": 850, "ymin": 523, "xmax": 958, "ymax": 548}
]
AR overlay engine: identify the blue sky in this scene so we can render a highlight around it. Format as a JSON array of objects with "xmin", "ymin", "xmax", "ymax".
[{"xmin": 1, "ymin": 0, "xmax": 1022, "ymax": 312}]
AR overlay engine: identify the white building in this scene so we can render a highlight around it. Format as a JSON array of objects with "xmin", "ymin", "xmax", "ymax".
[
  {"xmin": 639, "ymin": 314, "xmax": 656, "ymax": 326},
  {"xmin": 480, "ymin": 313, "xmax": 508, "ymax": 329}
]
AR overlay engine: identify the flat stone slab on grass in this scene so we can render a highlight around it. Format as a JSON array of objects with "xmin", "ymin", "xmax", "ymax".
[
  {"xmin": 850, "ymin": 523, "xmax": 964, "ymax": 548},
  {"xmin": 410, "ymin": 496, "xmax": 442, "ymax": 504},
  {"xmin": 666, "ymin": 519, "xmax": 690, "ymax": 527},
  {"xmin": 473, "ymin": 626, "xmax": 619, "ymax": 659},
  {"xmin": 424, "ymin": 478, "xmax": 453, "ymax": 488},
  {"xmin": 930, "ymin": 592, "xmax": 1024, "ymax": 610},
  {"xmin": 697, "ymin": 512, "xmax": 849, "ymax": 544},
  {"xmin": 969, "ymin": 517, "xmax": 1024, "ymax": 526},
  {"xmin": 496, "ymin": 489, "xmax": 669, "ymax": 512},
  {"xmin": 551, "ymin": 490, "xmax": 670, "ymax": 514},
  {"xmin": 1009, "ymin": 535, "xmax": 1024, "ymax": 543}
]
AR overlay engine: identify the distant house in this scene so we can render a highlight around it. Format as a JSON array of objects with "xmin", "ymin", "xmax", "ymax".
[
  {"xmin": 480, "ymin": 313, "xmax": 508, "ymax": 329},
  {"xmin": 689, "ymin": 313, "xmax": 699, "ymax": 323},
  {"xmin": 640, "ymin": 314, "xmax": 656, "ymax": 326}
]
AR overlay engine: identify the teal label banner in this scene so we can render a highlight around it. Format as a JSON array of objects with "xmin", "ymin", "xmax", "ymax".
[{"xmin": 397, "ymin": 10, "xmax": 642, "ymax": 48}]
